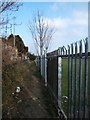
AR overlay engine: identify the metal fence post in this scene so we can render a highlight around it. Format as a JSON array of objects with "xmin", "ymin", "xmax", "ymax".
[
  {"xmin": 73, "ymin": 42, "xmax": 77, "ymax": 119},
  {"xmin": 78, "ymin": 40, "xmax": 82, "ymax": 119},
  {"xmin": 40, "ymin": 55, "xmax": 43, "ymax": 76},
  {"xmin": 45, "ymin": 49, "xmax": 47, "ymax": 86},
  {"xmin": 67, "ymin": 45, "xmax": 70, "ymax": 119},
  {"xmin": 71, "ymin": 44, "xmax": 74, "ymax": 118},
  {"xmin": 58, "ymin": 48, "xmax": 62, "ymax": 115},
  {"xmin": 83, "ymin": 38, "xmax": 88, "ymax": 119}
]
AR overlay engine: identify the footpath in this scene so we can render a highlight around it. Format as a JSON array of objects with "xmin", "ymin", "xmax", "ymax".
[{"xmin": 2, "ymin": 61, "xmax": 58, "ymax": 119}]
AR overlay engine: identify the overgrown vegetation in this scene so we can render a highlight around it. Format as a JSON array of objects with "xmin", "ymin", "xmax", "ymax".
[
  {"xmin": 2, "ymin": 62, "xmax": 29, "ymax": 118},
  {"xmin": 27, "ymin": 52, "xmax": 36, "ymax": 61},
  {"xmin": 3, "ymin": 34, "xmax": 28, "ymax": 54}
]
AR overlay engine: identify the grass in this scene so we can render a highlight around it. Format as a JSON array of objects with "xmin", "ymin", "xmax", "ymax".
[
  {"xmin": 61, "ymin": 58, "xmax": 68, "ymax": 115},
  {"xmin": 61, "ymin": 56, "xmax": 90, "ymax": 116}
]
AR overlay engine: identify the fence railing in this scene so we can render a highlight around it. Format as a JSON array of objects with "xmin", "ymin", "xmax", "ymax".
[{"xmin": 35, "ymin": 38, "xmax": 90, "ymax": 119}]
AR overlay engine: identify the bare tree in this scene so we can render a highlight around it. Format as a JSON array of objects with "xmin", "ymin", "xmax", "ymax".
[
  {"xmin": 28, "ymin": 11, "xmax": 55, "ymax": 56},
  {"xmin": 28, "ymin": 11, "xmax": 55, "ymax": 78},
  {"xmin": 0, "ymin": 0, "xmax": 22, "ymax": 37},
  {"xmin": 0, "ymin": 0, "xmax": 22, "ymax": 14},
  {"xmin": 0, "ymin": 0, "xmax": 22, "ymax": 26}
]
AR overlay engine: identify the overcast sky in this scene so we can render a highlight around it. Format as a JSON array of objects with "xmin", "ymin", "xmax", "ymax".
[{"xmin": 6, "ymin": 2, "xmax": 88, "ymax": 54}]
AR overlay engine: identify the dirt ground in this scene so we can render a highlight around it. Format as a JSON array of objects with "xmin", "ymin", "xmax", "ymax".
[{"xmin": 2, "ymin": 60, "xmax": 58, "ymax": 119}]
